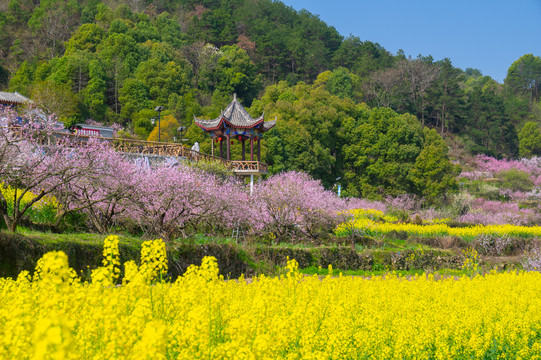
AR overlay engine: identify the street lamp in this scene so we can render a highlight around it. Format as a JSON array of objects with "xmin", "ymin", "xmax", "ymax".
[
  {"xmin": 154, "ymin": 106, "xmax": 164, "ymax": 142},
  {"xmin": 177, "ymin": 126, "xmax": 186, "ymax": 143}
]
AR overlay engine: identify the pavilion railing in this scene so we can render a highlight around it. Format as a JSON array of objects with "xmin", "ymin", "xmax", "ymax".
[{"xmin": 230, "ymin": 161, "xmax": 268, "ymax": 173}]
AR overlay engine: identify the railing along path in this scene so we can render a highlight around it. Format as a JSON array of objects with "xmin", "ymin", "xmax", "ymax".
[{"xmin": 8, "ymin": 127, "xmax": 267, "ymax": 174}]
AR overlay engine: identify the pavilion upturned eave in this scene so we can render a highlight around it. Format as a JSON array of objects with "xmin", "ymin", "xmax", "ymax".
[
  {"xmin": 262, "ymin": 119, "xmax": 277, "ymax": 131},
  {"xmin": 194, "ymin": 117, "xmax": 224, "ymax": 132}
]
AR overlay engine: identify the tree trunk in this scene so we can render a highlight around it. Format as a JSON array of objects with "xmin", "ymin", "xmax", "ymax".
[{"xmin": 5, "ymin": 215, "xmax": 17, "ymax": 232}]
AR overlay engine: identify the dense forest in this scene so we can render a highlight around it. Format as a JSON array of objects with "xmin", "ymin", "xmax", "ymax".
[{"xmin": 1, "ymin": 0, "xmax": 540, "ymax": 199}]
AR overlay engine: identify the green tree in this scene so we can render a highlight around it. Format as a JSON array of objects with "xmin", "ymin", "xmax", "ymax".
[
  {"xmin": 341, "ymin": 106, "xmax": 425, "ymax": 198},
  {"xmin": 31, "ymin": 80, "xmax": 79, "ymax": 125},
  {"xmin": 27, "ymin": 0, "xmax": 82, "ymax": 58},
  {"xmin": 325, "ymin": 67, "xmax": 360, "ymax": 100},
  {"xmin": 7, "ymin": 0, "xmax": 36, "ymax": 22},
  {"xmin": 505, "ymin": 54, "xmax": 541, "ymax": 104},
  {"xmin": 118, "ymin": 78, "xmax": 149, "ymax": 120},
  {"xmin": 426, "ymin": 58, "xmax": 465, "ymax": 134},
  {"xmin": 332, "ymin": 36, "xmax": 394, "ymax": 78},
  {"xmin": 64, "ymin": 23, "xmax": 105, "ymax": 55},
  {"xmin": 155, "ymin": 12, "xmax": 185, "ymax": 48},
  {"xmin": 518, "ymin": 121, "xmax": 541, "ymax": 158},
  {"xmin": 128, "ymin": 19, "xmax": 161, "ymax": 43},
  {"xmin": 82, "ymin": 59, "xmax": 108, "ymax": 121},
  {"xmin": 409, "ymin": 128, "xmax": 460, "ymax": 204},
  {"xmin": 212, "ymin": 45, "xmax": 262, "ymax": 104},
  {"xmin": 251, "ymin": 78, "xmax": 356, "ymax": 187},
  {"xmin": 132, "ymin": 109, "xmax": 155, "ymax": 139},
  {"xmin": 119, "ymin": 58, "xmax": 190, "ymax": 120},
  {"xmin": 0, "ymin": 65, "xmax": 9, "ymax": 90},
  {"xmin": 462, "ymin": 78, "xmax": 518, "ymax": 158},
  {"xmin": 96, "ymin": 32, "xmax": 145, "ymax": 115},
  {"xmin": 43, "ymin": 50, "xmax": 95, "ymax": 97},
  {"xmin": 8, "ymin": 61, "xmax": 35, "ymax": 94}
]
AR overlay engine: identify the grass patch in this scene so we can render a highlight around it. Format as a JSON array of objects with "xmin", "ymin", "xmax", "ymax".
[
  {"xmin": 300, "ymin": 266, "xmax": 467, "ymax": 278},
  {"xmin": 16, "ymin": 227, "xmax": 142, "ymax": 249},
  {"xmin": 177, "ymin": 233, "xmax": 239, "ymax": 245}
]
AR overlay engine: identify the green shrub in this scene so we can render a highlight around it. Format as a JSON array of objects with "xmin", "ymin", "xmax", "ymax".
[
  {"xmin": 518, "ymin": 121, "xmax": 541, "ymax": 158},
  {"xmin": 469, "ymin": 181, "xmax": 501, "ymax": 200},
  {"xmin": 189, "ymin": 159, "xmax": 234, "ymax": 178},
  {"xmin": 386, "ymin": 209, "xmax": 411, "ymax": 223},
  {"xmin": 496, "ymin": 169, "xmax": 533, "ymax": 192},
  {"xmin": 446, "ymin": 193, "xmax": 474, "ymax": 216}
]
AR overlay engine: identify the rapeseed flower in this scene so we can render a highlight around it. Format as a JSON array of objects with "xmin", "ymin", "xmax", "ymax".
[
  {"xmin": 1, "ymin": 237, "xmax": 541, "ymax": 358},
  {"xmin": 336, "ymin": 208, "xmax": 541, "ymax": 240}
]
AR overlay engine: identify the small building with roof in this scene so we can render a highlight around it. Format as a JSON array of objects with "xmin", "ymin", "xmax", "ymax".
[
  {"xmin": 70, "ymin": 123, "xmax": 115, "ymax": 138},
  {"xmin": 194, "ymin": 94, "xmax": 276, "ymax": 162},
  {"xmin": 0, "ymin": 92, "xmax": 35, "ymax": 126},
  {"xmin": 0, "ymin": 91, "xmax": 31, "ymax": 107}
]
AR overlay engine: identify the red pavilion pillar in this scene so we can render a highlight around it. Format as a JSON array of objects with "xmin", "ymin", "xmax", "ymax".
[
  {"xmin": 241, "ymin": 138, "xmax": 245, "ymax": 161},
  {"xmin": 250, "ymin": 137, "xmax": 254, "ymax": 161},
  {"xmin": 219, "ymin": 137, "xmax": 223, "ymax": 158},
  {"xmin": 257, "ymin": 137, "xmax": 261, "ymax": 162},
  {"xmin": 226, "ymin": 133, "xmax": 230, "ymax": 160}
]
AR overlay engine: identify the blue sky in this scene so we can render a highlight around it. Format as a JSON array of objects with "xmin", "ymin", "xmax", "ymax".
[{"xmin": 281, "ymin": 0, "xmax": 540, "ymax": 83}]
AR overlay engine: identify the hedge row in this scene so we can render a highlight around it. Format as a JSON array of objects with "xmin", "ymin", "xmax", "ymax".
[{"xmin": 0, "ymin": 232, "xmax": 465, "ymax": 280}]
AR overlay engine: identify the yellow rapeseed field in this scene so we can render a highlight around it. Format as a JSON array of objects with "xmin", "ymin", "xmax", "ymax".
[
  {"xmin": 1, "ymin": 236, "xmax": 541, "ymax": 359},
  {"xmin": 336, "ymin": 208, "xmax": 541, "ymax": 239}
]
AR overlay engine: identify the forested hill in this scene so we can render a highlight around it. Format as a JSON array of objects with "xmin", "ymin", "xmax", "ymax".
[{"xmin": 1, "ymin": 0, "xmax": 540, "ymax": 196}]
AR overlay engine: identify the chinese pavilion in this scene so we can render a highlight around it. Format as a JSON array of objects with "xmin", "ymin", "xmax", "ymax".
[{"xmin": 193, "ymin": 94, "xmax": 276, "ymax": 162}]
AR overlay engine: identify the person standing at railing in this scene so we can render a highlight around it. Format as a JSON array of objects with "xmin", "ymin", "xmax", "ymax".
[{"xmin": 190, "ymin": 142, "xmax": 200, "ymax": 161}]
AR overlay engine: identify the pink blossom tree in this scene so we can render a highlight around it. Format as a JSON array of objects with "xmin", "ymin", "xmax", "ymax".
[
  {"xmin": 0, "ymin": 109, "xmax": 113, "ymax": 232},
  {"xmin": 250, "ymin": 171, "xmax": 345, "ymax": 242},
  {"xmin": 124, "ymin": 164, "xmax": 251, "ymax": 240},
  {"xmin": 50, "ymin": 139, "xmax": 140, "ymax": 233}
]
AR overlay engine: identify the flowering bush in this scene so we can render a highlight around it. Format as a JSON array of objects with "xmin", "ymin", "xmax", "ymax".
[
  {"xmin": 385, "ymin": 193, "xmax": 421, "ymax": 211},
  {"xmin": 474, "ymin": 234, "xmax": 514, "ymax": 256},
  {"xmin": 462, "ymin": 155, "xmax": 541, "ymax": 192},
  {"xmin": 474, "ymin": 154, "xmax": 529, "ymax": 174},
  {"xmin": 523, "ymin": 247, "xmax": 541, "ymax": 271},
  {"xmin": 251, "ymin": 172, "xmax": 345, "ymax": 241},
  {"xmin": 457, "ymin": 198, "xmax": 540, "ymax": 226},
  {"xmin": 50, "ymin": 138, "xmax": 140, "ymax": 233},
  {"xmin": 102, "ymin": 235, "xmax": 121, "ymax": 282},
  {"xmin": 140, "ymin": 238, "xmax": 168, "ymax": 282},
  {"xmin": 461, "ymin": 247, "xmax": 480, "ymax": 275}
]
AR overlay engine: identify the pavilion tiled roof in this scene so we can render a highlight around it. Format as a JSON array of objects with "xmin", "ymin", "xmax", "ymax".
[
  {"xmin": 0, "ymin": 91, "xmax": 31, "ymax": 105},
  {"xmin": 194, "ymin": 94, "xmax": 276, "ymax": 132}
]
